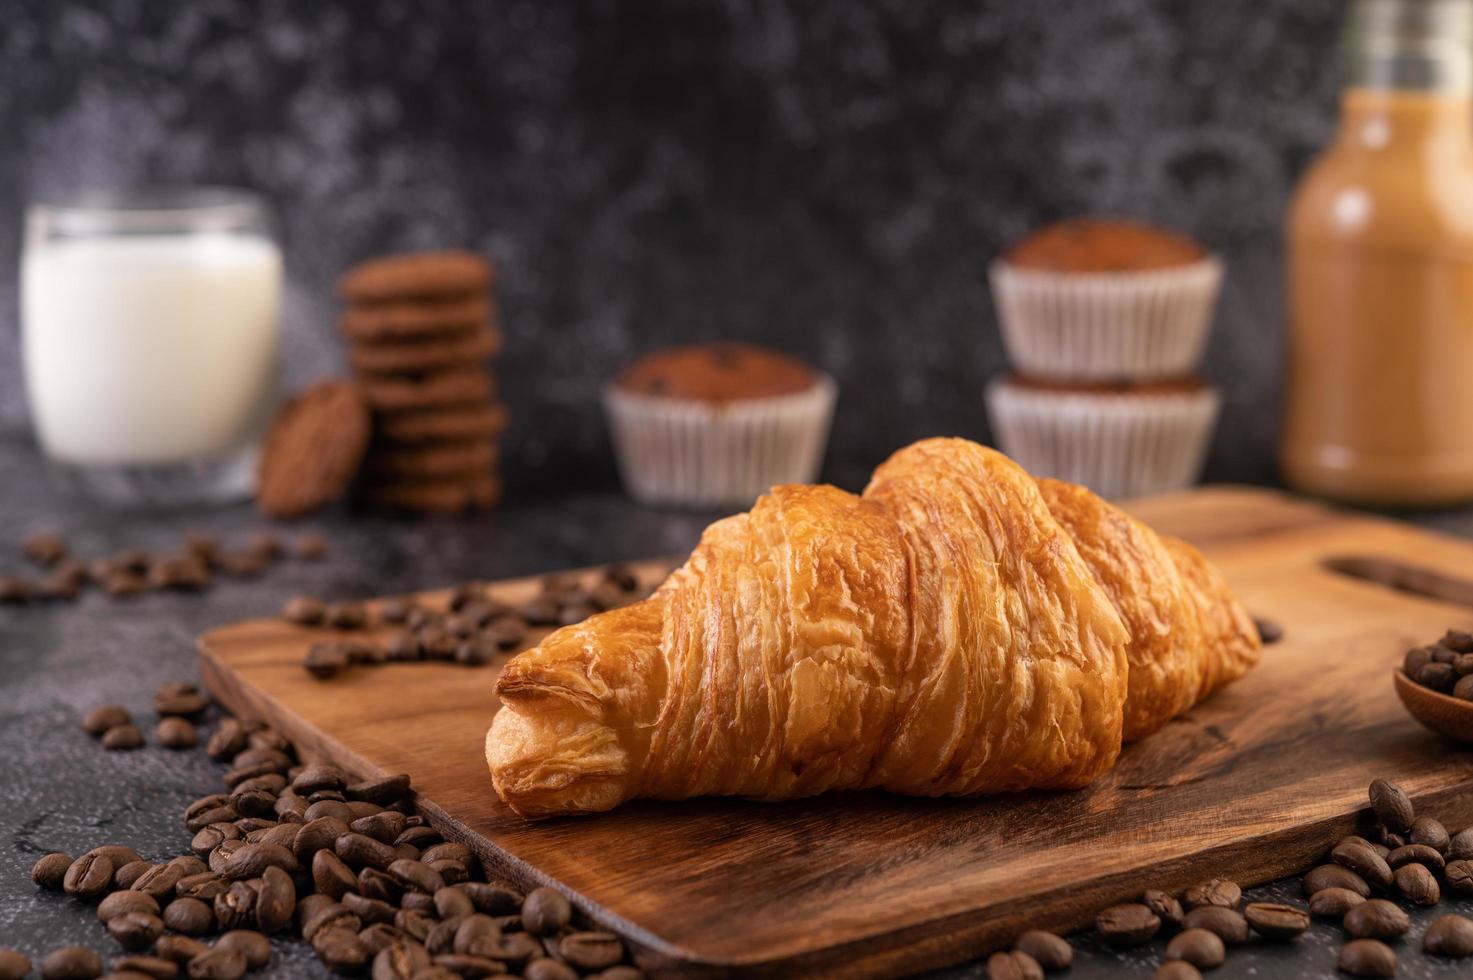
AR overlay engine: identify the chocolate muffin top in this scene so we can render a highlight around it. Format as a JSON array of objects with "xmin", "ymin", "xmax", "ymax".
[
  {"xmin": 1004, "ymin": 218, "xmax": 1207, "ymax": 273},
  {"xmin": 615, "ymin": 343, "xmax": 818, "ymax": 403}
]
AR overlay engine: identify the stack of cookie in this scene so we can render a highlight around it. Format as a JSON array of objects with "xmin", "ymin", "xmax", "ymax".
[{"xmin": 339, "ymin": 250, "xmax": 508, "ymax": 512}]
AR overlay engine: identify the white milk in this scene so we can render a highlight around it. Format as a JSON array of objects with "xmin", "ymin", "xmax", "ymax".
[{"xmin": 22, "ymin": 234, "xmax": 282, "ymax": 465}]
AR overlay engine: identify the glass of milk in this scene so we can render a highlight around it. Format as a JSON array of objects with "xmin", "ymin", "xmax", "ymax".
[{"xmin": 22, "ymin": 188, "xmax": 282, "ymax": 506}]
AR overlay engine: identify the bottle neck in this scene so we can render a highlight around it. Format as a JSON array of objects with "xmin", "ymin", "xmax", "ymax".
[
  {"xmin": 1339, "ymin": 87, "xmax": 1473, "ymax": 149},
  {"xmin": 1345, "ymin": 0, "xmax": 1473, "ymax": 93}
]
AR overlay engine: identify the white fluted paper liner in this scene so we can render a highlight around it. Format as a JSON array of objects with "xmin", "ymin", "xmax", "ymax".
[
  {"xmin": 603, "ymin": 376, "xmax": 838, "ymax": 508},
  {"xmin": 986, "ymin": 379, "xmax": 1221, "ymax": 500},
  {"xmin": 989, "ymin": 256, "xmax": 1224, "ymax": 380}
]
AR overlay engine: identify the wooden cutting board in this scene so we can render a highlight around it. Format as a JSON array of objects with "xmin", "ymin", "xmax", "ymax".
[{"xmin": 198, "ymin": 487, "xmax": 1473, "ymax": 978}]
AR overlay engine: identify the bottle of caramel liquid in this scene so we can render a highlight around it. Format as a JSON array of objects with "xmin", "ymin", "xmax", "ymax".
[{"xmin": 1283, "ymin": 0, "xmax": 1473, "ymax": 506}]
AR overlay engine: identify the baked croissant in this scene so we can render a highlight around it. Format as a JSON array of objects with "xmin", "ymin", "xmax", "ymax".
[{"xmin": 487, "ymin": 438, "xmax": 1260, "ymax": 818}]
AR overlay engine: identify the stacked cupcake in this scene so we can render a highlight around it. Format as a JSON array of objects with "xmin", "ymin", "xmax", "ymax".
[
  {"xmin": 339, "ymin": 250, "xmax": 508, "ymax": 512},
  {"xmin": 985, "ymin": 218, "xmax": 1224, "ymax": 500}
]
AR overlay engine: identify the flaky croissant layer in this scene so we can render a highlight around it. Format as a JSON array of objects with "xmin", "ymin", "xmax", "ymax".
[{"xmin": 487, "ymin": 438, "xmax": 1260, "ymax": 818}]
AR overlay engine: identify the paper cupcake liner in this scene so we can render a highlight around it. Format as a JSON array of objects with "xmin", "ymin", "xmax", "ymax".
[
  {"xmin": 989, "ymin": 256, "xmax": 1224, "ymax": 380},
  {"xmin": 985, "ymin": 379, "xmax": 1221, "ymax": 500},
  {"xmin": 603, "ymin": 376, "xmax": 837, "ymax": 508}
]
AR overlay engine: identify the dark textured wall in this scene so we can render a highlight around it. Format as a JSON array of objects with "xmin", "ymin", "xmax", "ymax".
[{"xmin": 0, "ymin": 0, "xmax": 1345, "ymax": 493}]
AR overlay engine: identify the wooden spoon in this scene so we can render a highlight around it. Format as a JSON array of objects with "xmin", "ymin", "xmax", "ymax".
[{"xmin": 1393, "ymin": 669, "xmax": 1473, "ymax": 743}]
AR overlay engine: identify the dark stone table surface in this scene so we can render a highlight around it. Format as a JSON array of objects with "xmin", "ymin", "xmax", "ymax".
[{"xmin": 5, "ymin": 428, "xmax": 1473, "ymax": 978}]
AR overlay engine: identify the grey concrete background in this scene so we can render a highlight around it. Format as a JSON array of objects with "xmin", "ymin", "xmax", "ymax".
[{"xmin": 0, "ymin": 0, "xmax": 1345, "ymax": 494}]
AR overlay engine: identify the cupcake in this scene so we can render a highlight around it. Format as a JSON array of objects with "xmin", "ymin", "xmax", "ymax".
[
  {"xmin": 989, "ymin": 218, "xmax": 1223, "ymax": 380},
  {"xmin": 603, "ymin": 343, "xmax": 837, "ymax": 508},
  {"xmin": 986, "ymin": 375, "xmax": 1220, "ymax": 500}
]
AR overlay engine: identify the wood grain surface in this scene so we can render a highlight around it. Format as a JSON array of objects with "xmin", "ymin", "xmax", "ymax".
[{"xmin": 197, "ymin": 486, "xmax": 1473, "ymax": 978}]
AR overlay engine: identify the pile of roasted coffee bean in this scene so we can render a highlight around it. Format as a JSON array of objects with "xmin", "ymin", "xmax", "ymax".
[
  {"xmin": 1402, "ymin": 628, "xmax": 1473, "ymax": 699},
  {"xmin": 4, "ymin": 683, "xmax": 642, "ymax": 980},
  {"xmin": 0, "ymin": 529, "xmax": 328, "ymax": 605},
  {"xmin": 290, "ymin": 564, "xmax": 658, "ymax": 680}
]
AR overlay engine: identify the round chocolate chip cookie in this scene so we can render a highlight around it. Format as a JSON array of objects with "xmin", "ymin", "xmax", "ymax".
[
  {"xmin": 340, "ymin": 250, "xmax": 492, "ymax": 302},
  {"xmin": 339, "ymin": 295, "xmax": 494, "ymax": 343},
  {"xmin": 348, "ymin": 326, "xmax": 503, "ymax": 375},
  {"xmin": 377, "ymin": 404, "xmax": 510, "ymax": 443},
  {"xmin": 358, "ymin": 368, "xmax": 495, "ymax": 413},
  {"xmin": 256, "ymin": 380, "xmax": 371, "ymax": 518}
]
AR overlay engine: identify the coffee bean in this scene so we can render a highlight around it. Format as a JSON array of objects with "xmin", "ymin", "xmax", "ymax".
[
  {"xmin": 32, "ymin": 851, "xmax": 73, "ymax": 890},
  {"xmin": 985, "ymin": 951, "xmax": 1042, "ymax": 980},
  {"xmin": 293, "ymin": 764, "xmax": 348, "ymax": 795},
  {"xmin": 169, "ymin": 854, "xmax": 209, "ymax": 877},
  {"xmin": 156, "ymin": 717, "xmax": 198, "ymax": 750},
  {"xmin": 460, "ymin": 882, "xmax": 522, "ymax": 916},
  {"xmin": 358, "ymin": 867, "xmax": 402, "ymax": 905},
  {"xmin": 219, "ymin": 841, "xmax": 298, "ymax": 880},
  {"xmin": 338, "ymin": 892, "xmax": 395, "ymax": 927},
  {"xmin": 23, "ymin": 531, "xmax": 67, "ymax": 566},
  {"xmin": 174, "ymin": 871, "xmax": 226, "ymax": 902},
  {"xmin": 184, "ymin": 947, "xmax": 246, "ymax": 980},
  {"xmin": 1411, "ymin": 815, "xmax": 1450, "ymax": 853},
  {"xmin": 1344, "ymin": 899, "xmax": 1410, "ymax": 940},
  {"xmin": 1138, "ymin": 888, "xmax": 1184, "ymax": 927},
  {"xmin": 312, "ymin": 848, "xmax": 358, "ymax": 899},
  {"xmin": 1387, "ymin": 842, "xmax": 1444, "ymax": 871},
  {"xmin": 1243, "ymin": 902, "xmax": 1309, "ymax": 939},
  {"xmin": 284, "ymin": 596, "xmax": 326, "ymax": 625},
  {"xmin": 102, "ymin": 724, "xmax": 145, "ymax": 751},
  {"xmin": 424, "ymin": 916, "xmax": 462, "ymax": 957},
  {"xmin": 433, "ymin": 952, "xmax": 505, "ymax": 978},
  {"xmin": 1451, "ymin": 828, "xmax": 1473, "ymax": 861},
  {"xmin": 114, "ymin": 860, "xmax": 153, "ymax": 890},
  {"xmin": 1426, "ymin": 914, "xmax": 1473, "ymax": 958},
  {"xmin": 388, "ymin": 858, "xmax": 444, "ymax": 895},
  {"xmin": 1448, "ymin": 859, "xmax": 1473, "ymax": 894},
  {"xmin": 98, "ymin": 890, "xmax": 160, "ymax": 922},
  {"xmin": 40, "ymin": 947, "xmax": 102, "ymax": 980},
  {"xmin": 373, "ymin": 942, "xmax": 432, "ymax": 980},
  {"xmin": 303, "ymin": 902, "xmax": 361, "ymax": 943},
  {"xmin": 154, "ymin": 937, "xmax": 209, "ymax": 965},
  {"xmin": 255, "ymin": 865, "xmax": 296, "ymax": 933},
  {"xmin": 401, "ymin": 892, "xmax": 435, "ymax": 915},
  {"xmin": 305, "ymin": 643, "xmax": 350, "ymax": 679},
  {"xmin": 1163, "ymin": 928, "xmax": 1223, "ymax": 969},
  {"xmin": 483, "ymin": 933, "xmax": 539, "ymax": 968},
  {"xmin": 1332, "ymin": 839, "xmax": 1394, "ymax": 889},
  {"xmin": 1366, "ymin": 778, "xmax": 1414, "ymax": 831},
  {"xmin": 64, "ymin": 852, "xmax": 115, "ymax": 901},
  {"xmin": 1094, "ymin": 903, "xmax": 1160, "ymax": 947},
  {"xmin": 1417, "ymin": 661, "xmax": 1456, "ymax": 691},
  {"xmin": 130, "ymin": 861, "xmax": 186, "ymax": 900},
  {"xmin": 83, "ymin": 705, "xmax": 133, "ymax": 737},
  {"xmin": 108, "ymin": 910, "xmax": 164, "ymax": 950},
  {"xmin": 213, "ymin": 881, "xmax": 259, "ymax": 931},
  {"xmin": 1338, "ymin": 938, "xmax": 1397, "ymax": 977},
  {"xmin": 109, "ymin": 955, "xmax": 180, "ymax": 980},
  {"xmin": 154, "ymin": 682, "xmax": 209, "ymax": 718},
  {"xmin": 1455, "ymin": 674, "xmax": 1473, "ymax": 699},
  {"xmin": 1394, "ymin": 862, "xmax": 1440, "ymax": 905},
  {"xmin": 205, "ymin": 720, "xmax": 248, "ymax": 762},
  {"xmin": 1180, "ymin": 906, "xmax": 1250, "ymax": 945},
  {"xmin": 452, "ymin": 915, "xmax": 502, "ymax": 957},
  {"xmin": 351, "ymin": 810, "xmax": 406, "ymax": 844},
  {"xmin": 161, "ymin": 897, "xmax": 214, "ymax": 936},
  {"xmin": 313, "ymin": 928, "xmax": 369, "ymax": 975},
  {"xmin": 426, "ymin": 887, "xmax": 472, "ymax": 923},
  {"xmin": 0, "ymin": 950, "xmax": 30, "ymax": 980},
  {"xmin": 454, "ymin": 638, "xmax": 495, "ymax": 666},
  {"xmin": 524, "ymin": 958, "xmax": 579, "ymax": 980},
  {"xmin": 393, "ymin": 826, "xmax": 439, "ymax": 849},
  {"xmin": 1182, "ymin": 878, "xmax": 1240, "ymax": 910},
  {"xmin": 384, "ymin": 632, "xmax": 422, "ymax": 662},
  {"xmin": 483, "ymin": 616, "xmax": 528, "ymax": 650},
  {"xmin": 1407, "ymin": 646, "xmax": 1438, "ymax": 673},
  {"xmin": 1011, "ymin": 929, "xmax": 1070, "ymax": 971},
  {"xmin": 518, "ymin": 886, "xmax": 571, "ymax": 937},
  {"xmin": 1457, "ymin": 653, "xmax": 1473, "ymax": 676},
  {"xmin": 559, "ymin": 932, "xmax": 624, "ymax": 972},
  {"xmin": 1309, "ymin": 887, "xmax": 1366, "ymax": 917},
  {"xmin": 325, "ymin": 602, "xmax": 367, "ymax": 630}
]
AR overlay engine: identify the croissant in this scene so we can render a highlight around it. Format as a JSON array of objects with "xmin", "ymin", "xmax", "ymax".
[{"xmin": 486, "ymin": 438, "xmax": 1260, "ymax": 818}]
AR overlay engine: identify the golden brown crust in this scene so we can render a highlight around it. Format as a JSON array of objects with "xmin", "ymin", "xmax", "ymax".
[
  {"xmin": 1004, "ymin": 218, "xmax": 1207, "ymax": 273},
  {"xmin": 614, "ymin": 343, "xmax": 817, "ymax": 403},
  {"xmin": 487, "ymin": 438, "xmax": 1260, "ymax": 818}
]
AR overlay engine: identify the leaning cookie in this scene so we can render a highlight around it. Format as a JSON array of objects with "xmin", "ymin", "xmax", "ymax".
[
  {"xmin": 340, "ymin": 250, "xmax": 492, "ymax": 303},
  {"xmin": 256, "ymin": 380, "xmax": 371, "ymax": 519},
  {"xmin": 340, "ymin": 295, "xmax": 494, "ymax": 343},
  {"xmin": 377, "ymin": 405, "xmax": 510, "ymax": 443},
  {"xmin": 364, "ymin": 475, "xmax": 503, "ymax": 513},
  {"xmin": 349, "ymin": 327, "xmax": 503, "ymax": 375},
  {"xmin": 358, "ymin": 368, "xmax": 496, "ymax": 413}
]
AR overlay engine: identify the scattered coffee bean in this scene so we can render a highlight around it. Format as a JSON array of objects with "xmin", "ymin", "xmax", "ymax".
[
  {"xmin": 1180, "ymin": 906, "xmax": 1250, "ymax": 945},
  {"xmin": 155, "ymin": 716, "xmax": 198, "ymax": 750},
  {"xmin": 108, "ymin": 909, "xmax": 164, "ymax": 950},
  {"xmin": 1095, "ymin": 903, "xmax": 1160, "ymax": 947},
  {"xmin": 524, "ymin": 958, "xmax": 579, "ymax": 980},
  {"xmin": 1164, "ymin": 928, "xmax": 1224, "ymax": 969},
  {"xmin": 109, "ymin": 955, "xmax": 179, "ymax": 980},
  {"xmin": 1140, "ymin": 888, "xmax": 1184, "ymax": 927},
  {"xmin": 213, "ymin": 932, "xmax": 270, "ymax": 971},
  {"xmin": 1309, "ymin": 887, "xmax": 1366, "ymax": 917},
  {"xmin": 1182, "ymin": 877, "xmax": 1240, "ymax": 910},
  {"xmin": 304, "ymin": 643, "xmax": 349, "ymax": 679},
  {"xmin": 82, "ymin": 705, "xmax": 132, "ymax": 737},
  {"xmin": 1425, "ymin": 913, "xmax": 1473, "ymax": 958},
  {"xmin": 293, "ymin": 533, "xmax": 329, "ymax": 561},
  {"xmin": 1411, "ymin": 815, "xmax": 1450, "ymax": 853},
  {"xmin": 1332, "ymin": 838, "xmax": 1394, "ymax": 889},
  {"xmin": 1344, "ymin": 899, "xmax": 1410, "ymax": 940},
  {"xmin": 522, "ymin": 887, "xmax": 573, "ymax": 936},
  {"xmin": 154, "ymin": 937, "xmax": 209, "ymax": 965},
  {"xmin": 23, "ymin": 531, "xmax": 67, "ymax": 566},
  {"xmin": 1011, "ymin": 930, "xmax": 1070, "ymax": 971},
  {"xmin": 184, "ymin": 947, "xmax": 246, "ymax": 980},
  {"xmin": 1387, "ymin": 842, "xmax": 1443, "ymax": 871},
  {"xmin": 101, "ymin": 723, "xmax": 145, "ymax": 751},
  {"xmin": 559, "ymin": 931, "xmax": 624, "ymax": 972},
  {"xmin": 283, "ymin": 596, "xmax": 326, "ymax": 626},
  {"xmin": 31, "ymin": 851, "xmax": 73, "ymax": 890},
  {"xmin": 98, "ymin": 890, "xmax": 160, "ymax": 923},
  {"xmin": 154, "ymin": 682, "xmax": 209, "ymax": 718},
  {"xmin": 986, "ymin": 951, "xmax": 1043, "ymax": 980},
  {"xmin": 1304, "ymin": 863, "xmax": 1370, "ymax": 897},
  {"xmin": 131, "ymin": 862, "xmax": 187, "ymax": 900},
  {"xmin": 1394, "ymin": 861, "xmax": 1440, "ymax": 905},
  {"xmin": 1338, "ymin": 938, "xmax": 1397, "ymax": 977},
  {"xmin": 40, "ymin": 947, "xmax": 102, "ymax": 980},
  {"xmin": 162, "ymin": 897, "xmax": 214, "ymax": 936},
  {"xmin": 63, "ymin": 852, "xmax": 114, "ymax": 901},
  {"xmin": 1243, "ymin": 902, "xmax": 1309, "ymax": 939},
  {"xmin": 312, "ymin": 927, "xmax": 368, "ymax": 974},
  {"xmin": 325, "ymin": 602, "xmax": 367, "ymax": 630}
]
